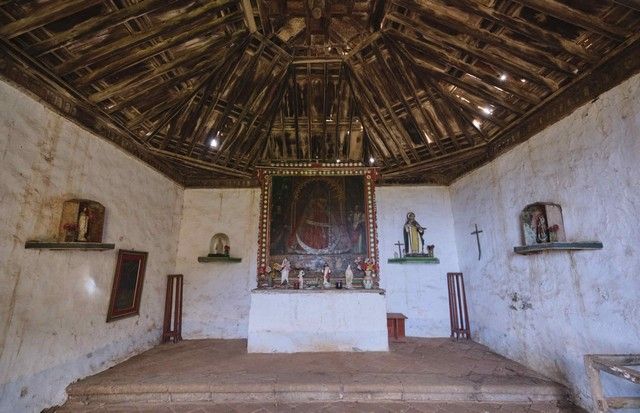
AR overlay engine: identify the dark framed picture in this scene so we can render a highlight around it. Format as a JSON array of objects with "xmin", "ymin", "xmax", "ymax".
[{"xmin": 107, "ymin": 250, "xmax": 148, "ymax": 322}]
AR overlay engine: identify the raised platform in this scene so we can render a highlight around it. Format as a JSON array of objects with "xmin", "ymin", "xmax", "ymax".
[
  {"xmin": 63, "ymin": 338, "xmax": 572, "ymax": 410},
  {"xmin": 247, "ymin": 289, "xmax": 388, "ymax": 353}
]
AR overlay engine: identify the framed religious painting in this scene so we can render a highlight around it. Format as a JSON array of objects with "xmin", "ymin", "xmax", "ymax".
[
  {"xmin": 256, "ymin": 162, "xmax": 380, "ymax": 289},
  {"xmin": 107, "ymin": 250, "xmax": 148, "ymax": 322}
]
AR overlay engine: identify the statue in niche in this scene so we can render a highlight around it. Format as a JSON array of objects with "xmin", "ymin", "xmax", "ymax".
[
  {"xmin": 77, "ymin": 207, "xmax": 89, "ymax": 241},
  {"xmin": 404, "ymin": 212, "xmax": 426, "ymax": 255},
  {"xmin": 209, "ymin": 233, "xmax": 230, "ymax": 257},
  {"xmin": 344, "ymin": 264, "xmax": 354, "ymax": 289}
]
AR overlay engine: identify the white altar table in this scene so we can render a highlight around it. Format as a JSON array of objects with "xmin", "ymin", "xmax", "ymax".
[{"xmin": 247, "ymin": 289, "xmax": 389, "ymax": 353}]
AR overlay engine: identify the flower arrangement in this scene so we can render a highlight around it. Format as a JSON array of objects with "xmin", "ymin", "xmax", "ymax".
[{"xmin": 62, "ymin": 222, "xmax": 78, "ymax": 242}]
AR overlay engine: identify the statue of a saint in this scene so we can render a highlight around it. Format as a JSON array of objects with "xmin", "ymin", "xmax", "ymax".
[
  {"xmin": 77, "ymin": 208, "xmax": 89, "ymax": 242},
  {"xmin": 403, "ymin": 212, "xmax": 425, "ymax": 255},
  {"xmin": 298, "ymin": 270, "xmax": 305, "ymax": 289},
  {"xmin": 214, "ymin": 237, "xmax": 224, "ymax": 255},
  {"xmin": 344, "ymin": 264, "xmax": 354, "ymax": 289},
  {"xmin": 536, "ymin": 216, "xmax": 548, "ymax": 243},
  {"xmin": 280, "ymin": 258, "xmax": 291, "ymax": 285},
  {"xmin": 322, "ymin": 264, "xmax": 331, "ymax": 288}
]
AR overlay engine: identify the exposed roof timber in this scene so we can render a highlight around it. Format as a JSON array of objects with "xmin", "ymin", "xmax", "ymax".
[
  {"xmin": 0, "ymin": 0, "xmax": 638, "ymax": 186},
  {"xmin": 510, "ymin": 0, "xmax": 628, "ymax": 41}
]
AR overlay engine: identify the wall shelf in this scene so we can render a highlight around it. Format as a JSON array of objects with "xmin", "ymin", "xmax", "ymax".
[
  {"xmin": 388, "ymin": 256, "xmax": 440, "ymax": 264},
  {"xmin": 514, "ymin": 241, "xmax": 603, "ymax": 255},
  {"xmin": 25, "ymin": 241, "xmax": 115, "ymax": 250},
  {"xmin": 197, "ymin": 255, "xmax": 242, "ymax": 263}
]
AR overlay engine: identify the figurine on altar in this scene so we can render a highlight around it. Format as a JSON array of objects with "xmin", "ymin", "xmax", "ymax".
[
  {"xmin": 404, "ymin": 212, "xmax": 426, "ymax": 256},
  {"xmin": 279, "ymin": 257, "xmax": 291, "ymax": 285},
  {"xmin": 298, "ymin": 269, "xmax": 305, "ymax": 289},
  {"xmin": 364, "ymin": 258, "xmax": 376, "ymax": 278},
  {"xmin": 344, "ymin": 265, "xmax": 354, "ymax": 289},
  {"xmin": 322, "ymin": 264, "xmax": 332, "ymax": 288}
]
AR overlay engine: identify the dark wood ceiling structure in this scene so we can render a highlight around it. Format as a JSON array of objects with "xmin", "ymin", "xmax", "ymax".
[{"xmin": 1, "ymin": 0, "xmax": 640, "ymax": 187}]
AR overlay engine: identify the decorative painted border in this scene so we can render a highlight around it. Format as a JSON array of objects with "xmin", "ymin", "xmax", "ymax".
[{"xmin": 255, "ymin": 163, "xmax": 380, "ymax": 286}]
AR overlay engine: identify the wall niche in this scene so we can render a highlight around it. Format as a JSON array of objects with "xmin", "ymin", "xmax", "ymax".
[{"xmin": 515, "ymin": 202, "xmax": 602, "ymax": 255}]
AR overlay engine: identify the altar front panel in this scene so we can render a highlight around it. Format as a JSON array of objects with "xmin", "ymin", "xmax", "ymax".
[{"xmin": 247, "ymin": 290, "xmax": 388, "ymax": 353}]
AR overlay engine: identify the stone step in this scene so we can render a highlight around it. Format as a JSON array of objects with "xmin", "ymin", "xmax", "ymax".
[
  {"xmin": 66, "ymin": 372, "xmax": 568, "ymax": 405},
  {"xmin": 58, "ymin": 400, "xmax": 585, "ymax": 413}
]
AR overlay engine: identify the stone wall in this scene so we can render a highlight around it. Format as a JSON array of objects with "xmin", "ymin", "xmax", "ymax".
[
  {"xmin": 175, "ymin": 185, "xmax": 460, "ymax": 339},
  {"xmin": 0, "ymin": 81, "xmax": 184, "ymax": 412},
  {"xmin": 449, "ymin": 73, "xmax": 640, "ymax": 408}
]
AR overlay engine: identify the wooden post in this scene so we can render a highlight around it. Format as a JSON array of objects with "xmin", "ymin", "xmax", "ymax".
[
  {"xmin": 447, "ymin": 272, "xmax": 470, "ymax": 340},
  {"xmin": 162, "ymin": 274, "xmax": 183, "ymax": 343}
]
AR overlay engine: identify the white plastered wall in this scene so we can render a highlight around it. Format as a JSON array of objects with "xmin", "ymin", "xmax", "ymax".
[
  {"xmin": 0, "ymin": 80, "xmax": 184, "ymax": 412},
  {"xmin": 175, "ymin": 186, "xmax": 460, "ymax": 339},
  {"xmin": 449, "ymin": 73, "xmax": 640, "ymax": 409}
]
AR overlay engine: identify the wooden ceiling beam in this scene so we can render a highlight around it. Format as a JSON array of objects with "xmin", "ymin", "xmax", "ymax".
[
  {"xmin": 446, "ymin": 0, "xmax": 595, "ymax": 62},
  {"xmin": 383, "ymin": 145, "xmax": 487, "ymax": 177},
  {"xmin": 57, "ymin": 0, "xmax": 239, "ymax": 74},
  {"xmin": 384, "ymin": 36, "xmax": 447, "ymax": 154},
  {"xmin": 29, "ymin": 0, "xmax": 175, "ymax": 55},
  {"xmin": 0, "ymin": 0, "xmax": 102, "ymax": 39},
  {"xmin": 187, "ymin": 39, "xmax": 251, "ymax": 156},
  {"xmin": 87, "ymin": 37, "xmax": 232, "ymax": 103},
  {"xmin": 371, "ymin": 43, "xmax": 435, "ymax": 156},
  {"xmin": 394, "ymin": 0, "xmax": 579, "ymax": 75},
  {"xmin": 386, "ymin": 12, "xmax": 557, "ymax": 92},
  {"xmin": 387, "ymin": 29, "xmax": 540, "ymax": 106},
  {"xmin": 612, "ymin": 0, "xmax": 640, "ymax": 12},
  {"xmin": 346, "ymin": 63, "xmax": 412, "ymax": 164},
  {"xmin": 354, "ymin": 56, "xmax": 421, "ymax": 161},
  {"xmin": 204, "ymin": 39, "xmax": 268, "ymax": 161},
  {"xmin": 76, "ymin": 22, "xmax": 245, "ymax": 87},
  {"xmin": 510, "ymin": 0, "xmax": 628, "ymax": 41}
]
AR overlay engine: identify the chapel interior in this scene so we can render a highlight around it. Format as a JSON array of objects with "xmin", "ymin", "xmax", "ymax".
[{"xmin": 1, "ymin": 0, "xmax": 639, "ymax": 412}]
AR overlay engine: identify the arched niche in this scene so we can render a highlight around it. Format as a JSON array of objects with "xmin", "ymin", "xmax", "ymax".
[{"xmin": 209, "ymin": 233, "xmax": 230, "ymax": 256}]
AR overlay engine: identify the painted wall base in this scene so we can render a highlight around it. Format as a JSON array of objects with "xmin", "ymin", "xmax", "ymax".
[{"xmin": 247, "ymin": 290, "xmax": 389, "ymax": 353}]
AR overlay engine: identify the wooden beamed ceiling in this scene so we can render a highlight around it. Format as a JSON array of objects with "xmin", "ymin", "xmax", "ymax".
[{"xmin": 1, "ymin": 0, "xmax": 640, "ymax": 186}]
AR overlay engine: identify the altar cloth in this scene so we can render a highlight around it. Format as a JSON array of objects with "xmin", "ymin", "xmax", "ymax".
[{"xmin": 247, "ymin": 289, "xmax": 389, "ymax": 353}]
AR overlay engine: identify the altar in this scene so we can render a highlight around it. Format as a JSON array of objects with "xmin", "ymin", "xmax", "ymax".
[
  {"xmin": 247, "ymin": 289, "xmax": 389, "ymax": 353},
  {"xmin": 248, "ymin": 163, "xmax": 386, "ymax": 353}
]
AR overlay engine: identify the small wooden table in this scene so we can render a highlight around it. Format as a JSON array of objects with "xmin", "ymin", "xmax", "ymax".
[{"xmin": 387, "ymin": 313, "xmax": 407, "ymax": 342}]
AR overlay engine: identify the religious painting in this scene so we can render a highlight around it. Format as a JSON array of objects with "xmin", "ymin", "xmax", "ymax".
[
  {"xmin": 256, "ymin": 164, "xmax": 380, "ymax": 289},
  {"xmin": 107, "ymin": 250, "xmax": 148, "ymax": 322},
  {"xmin": 270, "ymin": 176, "xmax": 366, "ymax": 257}
]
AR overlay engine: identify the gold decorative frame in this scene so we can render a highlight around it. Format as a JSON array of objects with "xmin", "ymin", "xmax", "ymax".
[{"xmin": 256, "ymin": 162, "xmax": 380, "ymax": 286}]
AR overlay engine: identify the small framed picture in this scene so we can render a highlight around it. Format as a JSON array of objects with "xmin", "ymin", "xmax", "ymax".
[{"xmin": 107, "ymin": 250, "xmax": 148, "ymax": 322}]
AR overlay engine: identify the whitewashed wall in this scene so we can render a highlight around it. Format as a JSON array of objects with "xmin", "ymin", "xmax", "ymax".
[
  {"xmin": 174, "ymin": 188, "xmax": 260, "ymax": 339},
  {"xmin": 450, "ymin": 74, "xmax": 640, "ymax": 409},
  {"xmin": 377, "ymin": 186, "xmax": 460, "ymax": 337},
  {"xmin": 176, "ymin": 186, "xmax": 460, "ymax": 339},
  {"xmin": 0, "ymin": 81, "xmax": 184, "ymax": 412}
]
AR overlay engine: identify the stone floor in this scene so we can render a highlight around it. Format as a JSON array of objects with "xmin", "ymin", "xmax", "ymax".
[{"xmin": 59, "ymin": 338, "xmax": 584, "ymax": 412}]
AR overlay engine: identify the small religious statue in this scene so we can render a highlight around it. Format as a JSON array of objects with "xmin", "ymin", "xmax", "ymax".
[
  {"xmin": 224, "ymin": 245, "xmax": 230, "ymax": 256},
  {"xmin": 77, "ymin": 207, "xmax": 89, "ymax": 242},
  {"xmin": 536, "ymin": 215, "xmax": 548, "ymax": 243},
  {"xmin": 322, "ymin": 264, "xmax": 332, "ymax": 288},
  {"xmin": 344, "ymin": 264, "xmax": 354, "ymax": 289},
  {"xmin": 279, "ymin": 258, "xmax": 291, "ymax": 285},
  {"xmin": 214, "ymin": 237, "xmax": 224, "ymax": 255},
  {"xmin": 297, "ymin": 269, "xmax": 305, "ymax": 289},
  {"xmin": 404, "ymin": 212, "xmax": 426, "ymax": 255}
]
